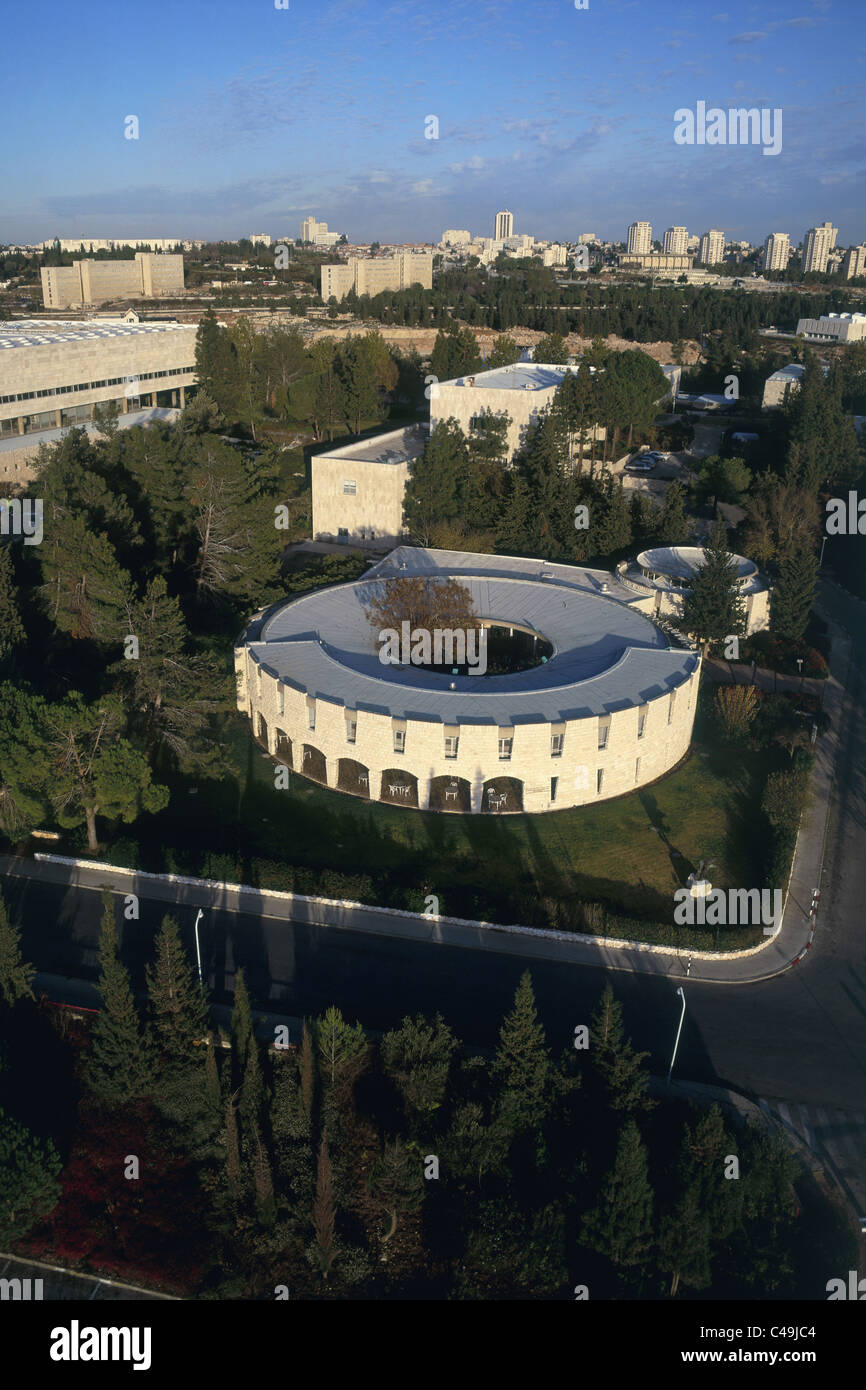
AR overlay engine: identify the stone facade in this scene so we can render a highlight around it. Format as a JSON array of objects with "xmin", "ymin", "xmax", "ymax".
[
  {"xmin": 429, "ymin": 363, "xmax": 605, "ymax": 463},
  {"xmin": 311, "ymin": 425, "xmax": 425, "ymax": 544},
  {"xmin": 41, "ymin": 253, "xmax": 184, "ymax": 307}
]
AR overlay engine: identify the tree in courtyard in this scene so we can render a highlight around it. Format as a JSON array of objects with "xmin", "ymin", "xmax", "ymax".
[
  {"xmin": 362, "ymin": 575, "xmax": 480, "ymax": 648},
  {"xmin": 676, "ymin": 519, "xmax": 747, "ymax": 657}
]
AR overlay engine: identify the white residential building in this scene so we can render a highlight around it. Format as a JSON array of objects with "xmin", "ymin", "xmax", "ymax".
[
  {"xmin": 841, "ymin": 245, "xmax": 866, "ymax": 281},
  {"xmin": 627, "ymin": 221, "xmax": 652, "ymax": 254},
  {"xmin": 441, "ymin": 229, "xmax": 472, "ymax": 246},
  {"xmin": 802, "ymin": 221, "xmax": 838, "ymax": 274},
  {"xmin": 698, "ymin": 229, "xmax": 726, "ymax": 265},
  {"xmin": 249, "ymin": 233, "xmax": 271, "ymax": 247},
  {"xmin": 663, "ymin": 226, "xmax": 688, "ymax": 256},
  {"xmin": 495, "ymin": 210, "xmax": 514, "ymax": 240},
  {"xmin": 762, "ymin": 233, "xmax": 791, "ymax": 272}
]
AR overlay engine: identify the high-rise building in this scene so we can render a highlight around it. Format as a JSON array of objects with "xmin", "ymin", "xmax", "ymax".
[
  {"xmin": 250, "ymin": 233, "xmax": 271, "ymax": 247},
  {"xmin": 495, "ymin": 210, "xmax": 514, "ymax": 240},
  {"xmin": 698, "ymin": 229, "xmax": 726, "ymax": 265},
  {"xmin": 301, "ymin": 216, "xmax": 326, "ymax": 242},
  {"xmin": 627, "ymin": 221, "xmax": 652, "ymax": 254},
  {"xmin": 841, "ymin": 245, "xmax": 866, "ymax": 281},
  {"xmin": 663, "ymin": 226, "xmax": 688, "ymax": 255},
  {"xmin": 762, "ymin": 232, "xmax": 790, "ymax": 272},
  {"xmin": 802, "ymin": 221, "xmax": 839, "ymax": 274}
]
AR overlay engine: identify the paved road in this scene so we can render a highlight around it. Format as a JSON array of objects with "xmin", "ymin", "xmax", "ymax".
[{"xmin": 2, "ymin": 584, "xmax": 864, "ymax": 1118}]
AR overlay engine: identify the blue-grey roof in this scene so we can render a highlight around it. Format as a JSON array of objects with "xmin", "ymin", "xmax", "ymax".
[
  {"xmin": 446, "ymin": 364, "xmax": 569, "ymax": 391},
  {"xmin": 0, "ymin": 319, "xmax": 193, "ymax": 351},
  {"xmin": 241, "ymin": 547, "xmax": 699, "ymax": 725}
]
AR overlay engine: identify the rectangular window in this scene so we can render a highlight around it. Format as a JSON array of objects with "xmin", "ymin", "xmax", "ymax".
[
  {"xmin": 635, "ymin": 757, "xmax": 641, "ymax": 782},
  {"xmin": 598, "ymin": 718, "xmax": 610, "ymax": 751},
  {"xmin": 637, "ymin": 704, "xmax": 648, "ymax": 739},
  {"xmin": 278, "ymin": 683, "xmax": 285, "ymax": 717},
  {"xmin": 394, "ymin": 729, "xmax": 406, "ymax": 753},
  {"xmin": 346, "ymin": 720, "xmax": 356, "ymax": 744},
  {"xmin": 445, "ymin": 735, "xmax": 459, "ymax": 759},
  {"xmin": 307, "ymin": 705, "xmax": 316, "ymax": 730},
  {"xmin": 342, "ymin": 479, "xmax": 356, "ymax": 495},
  {"xmin": 551, "ymin": 733, "xmax": 564, "ymax": 757},
  {"xmin": 550, "ymin": 776, "xmax": 558, "ymax": 802},
  {"xmin": 498, "ymin": 738, "xmax": 513, "ymax": 760},
  {"xmin": 597, "ymin": 769, "xmax": 604, "ymax": 794},
  {"xmin": 668, "ymin": 691, "xmax": 676, "ymax": 725}
]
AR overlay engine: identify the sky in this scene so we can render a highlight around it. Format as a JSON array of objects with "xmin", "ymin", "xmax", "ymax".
[{"xmin": 2, "ymin": 0, "xmax": 864, "ymax": 248}]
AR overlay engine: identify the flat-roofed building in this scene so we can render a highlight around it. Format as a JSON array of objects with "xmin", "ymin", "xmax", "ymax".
[
  {"xmin": 795, "ymin": 311, "xmax": 866, "ymax": 344},
  {"xmin": 0, "ymin": 314, "xmax": 197, "ymax": 485},
  {"xmin": 762, "ymin": 362, "xmax": 805, "ymax": 408},
  {"xmin": 250, "ymin": 233, "xmax": 271, "ymax": 246},
  {"xmin": 762, "ymin": 232, "xmax": 790, "ymax": 272},
  {"xmin": 627, "ymin": 221, "xmax": 652, "ymax": 254},
  {"xmin": 320, "ymin": 251, "xmax": 433, "ymax": 301},
  {"xmin": 663, "ymin": 226, "xmax": 688, "ymax": 255},
  {"xmin": 802, "ymin": 221, "xmax": 838, "ymax": 274},
  {"xmin": 311, "ymin": 424, "xmax": 427, "ymax": 545},
  {"xmin": 495, "ymin": 210, "xmax": 514, "ymax": 240},
  {"xmin": 698, "ymin": 229, "xmax": 726, "ymax": 265},
  {"xmin": 841, "ymin": 245, "xmax": 866, "ymax": 280},
  {"xmin": 441, "ymin": 229, "xmax": 471, "ymax": 245},
  {"xmin": 41, "ymin": 253, "xmax": 184, "ymax": 308},
  {"xmin": 618, "ymin": 252, "xmax": 691, "ymax": 273},
  {"xmin": 39, "ymin": 238, "xmax": 181, "ymax": 253},
  {"xmin": 430, "ymin": 362, "xmax": 603, "ymax": 463}
]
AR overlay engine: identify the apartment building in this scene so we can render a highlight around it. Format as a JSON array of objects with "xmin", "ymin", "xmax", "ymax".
[
  {"xmin": 495, "ymin": 210, "xmax": 514, "ymax": 240},
  {"xmin": 627, "ymin": 221, "xmax": 652, "ymax": 254},
  {"xmin": 698, "ymin": 229, "xmax": 726, "ymax": 265},
  {"xmin": 841, "ymin": 245, "xmax": 866, "ymax": 281},
  {"xmin": 802, "ymin": 221, "xmax": 838, "ymax": 274},
  {"xmin": 41, "ymin": 253, "xmax": 184, "ymax": 308},
  {"xmin": 762, "ymin": 233, "xmax": 791, "ymax": 272},
  {"xmin": 662, "ymin": 226, "xmax": 688, "ymax": 256},
  {"xmin": 320, "ymin": 251, "xmax": 433, "ymax": 301}
]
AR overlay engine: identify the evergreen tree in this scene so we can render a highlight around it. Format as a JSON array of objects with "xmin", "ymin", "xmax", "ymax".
[
  {"xmin": 678, "ymin": 1105, "xmax": 743, "ymax": 1242},
  {"xmin": 485, "ymin": 334, "xmax": 521, "ymax": 368},
  {"xmin": 677, "ymin": 518, "xmax": 747, "ymax": 657},
  {"xmin": 657, "ymin": 480, "xmax": 690, "ymax": 546},
  {"xmin": 0, "ymin": 887, "xmax": 35, "ymax": 1005},
  {"xmin": 231, "ymin": 968, "xmax": 254, "ymax": 1072},
  {"xmin": 657, "ymin": 1182, "xmax": 712, "ymax": 1296},
  {"xmin": 533, "ymin": 332, "xmax": 568, "ymax": 364},
  {"xmin": 770, "ymin": 546, "xmax": 818, "ymax": 645},
  {"xmin": 39, "ymin": 514, "xmax": 132, "ymax": 644},
  {"xmin": 0, "ymin": 1107, "xmax": 62, "ymax": 1245},
  {"xmin": 224, "ymin": 1089, "xmax": 242, "ymax": 1199},
  {"xmin": 311, "ymin": 1135, "xmax": 337, "ymax": 1280},
  {"xmin": 367, "ymin": 1138, "xmax": 424, "ymax": 1262},
  {"xmin": 381, "ymin": 1013, "xmax": 458, "ymax": 1130},
  {"xmin": 239, "ymin": 1031, "xmax": 265, "ymax": 1134},
  {"xmin": 314, "ymin": 1006, "xmax": 368, "ymax": 1097},
  {"xmin": 146, "ymin": 915, "xmax": 208, "ymax": 1063},
  {"xmin": 491, "ymin": 972, "xmax": 554, "ymax": 1139},
  {"xmin": 590, "ymin": 982, "xmax": 653, "ymax": 1115},
  {"xmin": 582, "ymin": 1119, "xmax": 654, "ymax": 1277},
  {"xmin": 251, "ymin": 1120, "xmax": 277, "ymax": 1227},
  {"xmin": 299, "ymin": 1019, "xmax": 316, "ymax": 1129},
  {"xmin": 86, "ymin": 892, "xmax": 154, "ymax": 1105},
  {"xmin": 184, "ymin": 439, "xmax": 282, "ymax": 610},
  {"xmin": 430, "ymin": 324, "xmax": 482, "ymax": 380},
  {"xmin": 494, "ymin": 473, "xmax": 534, "ymax": 555},
  {"xmin": 403, "ymin": 419, "xmax": 467, "ymax": 542},
  {"xmin": 194, "ymin": 309, "xmax": 239, "ymax": 420},
  {"xmin": 0, "ymin": 685, "xmax": 51, "ymax": 839},
  {"xmin": 0, "ymin": 548, "xmax": 24, "ymax": 667}
]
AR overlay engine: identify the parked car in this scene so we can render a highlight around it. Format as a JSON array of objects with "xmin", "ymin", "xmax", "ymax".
[{"xmin": 627, "ymin": 459, "xmax": 655, "ymax": 473}]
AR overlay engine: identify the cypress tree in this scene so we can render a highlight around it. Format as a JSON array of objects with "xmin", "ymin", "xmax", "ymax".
[
  {"xmin": 770, "ymin": 546, "xmax": 818, "ymax": 645},
  {"xmin": 312, "ymin": 1136, "xmax": 337, "ymax": 1280},
  {"xmin": 658, "ymin": 480, "xmax": 690, "ymax": 546},
  {"xmin": 231, "ymin": 967, "xmax": 254, "ymax": 1072},
  {"xmin": 86, "ymin": 893, "xmax": 153, "ymax": 1105},
  {"xmin": 0, "ymin": 888, "xmax": 34, "ymax": 1005},
  {"xmin": 299, "ymin": 1020, "xmax": 316, "ymax": 1131},
  {"xmin": 224, "ymin": 1089, "xmax": 242, "ymax": 1198},
  {"xmin": 251, "ymin": 1121, "xmax": 276, "ymax": 1227},
  {"xmin": 238, "ymin": 1030, "xmax": 265, "ymax": 1134}
]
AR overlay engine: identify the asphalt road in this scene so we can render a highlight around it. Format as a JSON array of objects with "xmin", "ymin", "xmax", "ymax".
[{"xmin": 2, "ymin": 582, "xmax": 864, "ymax": 1114}]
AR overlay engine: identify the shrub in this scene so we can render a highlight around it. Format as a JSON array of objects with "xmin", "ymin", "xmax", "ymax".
[{"xmin": 713, "ymin": 684, "xmax": 759, "ymax": 739}]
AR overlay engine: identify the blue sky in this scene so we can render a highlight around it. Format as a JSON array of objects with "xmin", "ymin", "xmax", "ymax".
[{"xmin": 2, "ymin": 0, "xmax": 863, "ymax": 247}]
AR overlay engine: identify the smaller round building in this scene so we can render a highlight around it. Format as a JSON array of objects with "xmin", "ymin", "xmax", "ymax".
[
  {"xmin": 235, "ymin": 548, "xmax": 702, "ymax": 815},
  {"xmin": 618, "ymin": 545, "xmax": 770, "ymax": 634}
]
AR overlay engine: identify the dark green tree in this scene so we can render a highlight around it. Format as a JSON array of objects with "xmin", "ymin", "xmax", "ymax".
[
  {"xmin": 657, "ymin": 1182, "xmax": 712, "ymax": 1296},
  {"xmin": 381, "ymin": 1013, "xmax": 458, "ymax": 1130},
  {"xmin": 86, "ymin": 892, "xmax": 154, "ymax": 1104},
  {"xmin": 677, "ymin": 518, "xmax": 747, "ymax": 656},
  {"xmin": 769, "ymin": 546, "xmax": 818, "ymax": 645},
  {"xmin": 0, "ymin": 1107, "xmax": 62, "ymax": 1245},
  {"xmin": 146, "ymin": 915, "xmax": 208, "ymax": 1063},
  {"xmin": 0, "ymin": 888, "xmax": 35, "ymax": 1005},
  {"xmin": 0, "ymin": 548, "xmax": 24, "ymax": 667},
  {"xmin": 590, "ymin": 982, "xmax": 653, "ymax": 1115},
  {"xmin": 491, "ymin": 971, "xmax": 554, "ymax": 1140},
  {"xmin": 582, "ymin": 1119, "xmax": 654, "ymax": 1278}
]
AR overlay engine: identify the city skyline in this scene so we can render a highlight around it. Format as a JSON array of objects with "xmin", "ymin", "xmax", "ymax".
[{"xmin": 3, "ymin": 0, "xmax": 864, "ymax": 247}]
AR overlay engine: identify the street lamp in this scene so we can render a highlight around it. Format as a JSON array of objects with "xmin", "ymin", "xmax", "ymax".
[
  {"xmin": 796, "ymin": 657, "xmax": 804, "ymax": 693},
  {"xmin": 818, "ymin": 535, "xmax": 827, "ymax": 571},
  {"xmin": 667, "ymin": 986, "xmax": 686, "ymax": 1084},
  {"xmin": 194, "ymin": 909, "xmax": 204, "ymax": 994}
]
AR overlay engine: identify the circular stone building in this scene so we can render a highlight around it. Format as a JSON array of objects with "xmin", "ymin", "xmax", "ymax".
[
  {"xmin": 617, "ymin": 545, "xmax": 770, "ymax": 635},
  {"xmin": 235, "ymin": 547, "xmax": 702, "ymax": 815}
]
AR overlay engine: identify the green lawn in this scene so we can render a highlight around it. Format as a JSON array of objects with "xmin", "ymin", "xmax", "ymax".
[{"xmin": 125, "ymin": 706, "xmax": 777, "ymax": 950}]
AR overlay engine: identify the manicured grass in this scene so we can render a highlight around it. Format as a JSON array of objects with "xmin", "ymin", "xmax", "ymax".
[{"xmin": 125, "ymin": 705, "xmax": 777, "ymax": 949}]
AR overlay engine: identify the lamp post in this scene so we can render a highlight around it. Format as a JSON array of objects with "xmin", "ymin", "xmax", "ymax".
[
  {"xmin": 194, "ymin": 909, "xmax": 204, "ymax": 994},
  {"xmin": 667, "ymin": 986, "xmax": 686, "ymax": 1084},
  {"xmin": 818, "ymin": 535, "xmax": 827, "ymax": 571},
  {"xmin": 796, "ymin": 656, "xmax": 804, "ymax": 693}
]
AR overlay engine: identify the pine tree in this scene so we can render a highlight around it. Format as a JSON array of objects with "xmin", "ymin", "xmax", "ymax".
[
  {"xmin": 770, "ymin": 546, "xmax": 818, "ymax": 645},
  {"xmin": 590, "ymin": 982, "xmax": 653, "ymax": 1115},
  {"xmin": 657, "ymin": 480, "xmax": 690, "ymax": 546},
  {"xmin": 677, "ymin": 518, "xmax": 747, "ymax": 657},
  {"xmin": 485, "ymin": 334, "xmax": 521, "ymax": 369},
  {"xmin": 86, "ymin": 892, "xmax": 154, "ymax": 1105},
  {"xmin": 492, "ymin": 971, "xmax": 554, "ymax": 1138},
  {"xmin": 0, "ymin": 684, "xmax": 51, "ymax": 839},
  {"xmin": 146, "ymin": 915, "xmax": 208, "ymax": 1064},
  {"xmin": 39, "ymin": 514, "xmax": 132, "ymax": 644},
  {"xmin": 0, "ymin": 1107, "xmax": 62, "ymax": 1245},
  {"xmin": 194, "ymin": 309, "xmax": 239, "ymax": 420},
  {"xmin": 582, "ymin": 1119, "xmax": 654, "ymax": 1275},
  {"xmin": 657, "ymin": 1183, "xmax": 712, "ymax": 1296},
  {"xmin": 381, "ymin": 1013, "xmax": 458, "ymax": 1131},
  {"xmin": 0, "ymin": 888, "xmax": 34, "ymax": 1005},
  {"xmin": 403, "ymin": 420, "xmax": 467, "ymax": 542}
]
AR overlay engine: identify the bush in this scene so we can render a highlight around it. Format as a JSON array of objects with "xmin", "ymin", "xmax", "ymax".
[{"xmin": 713, "ymin": 684, "xmax": 759, "ymax": 739}]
